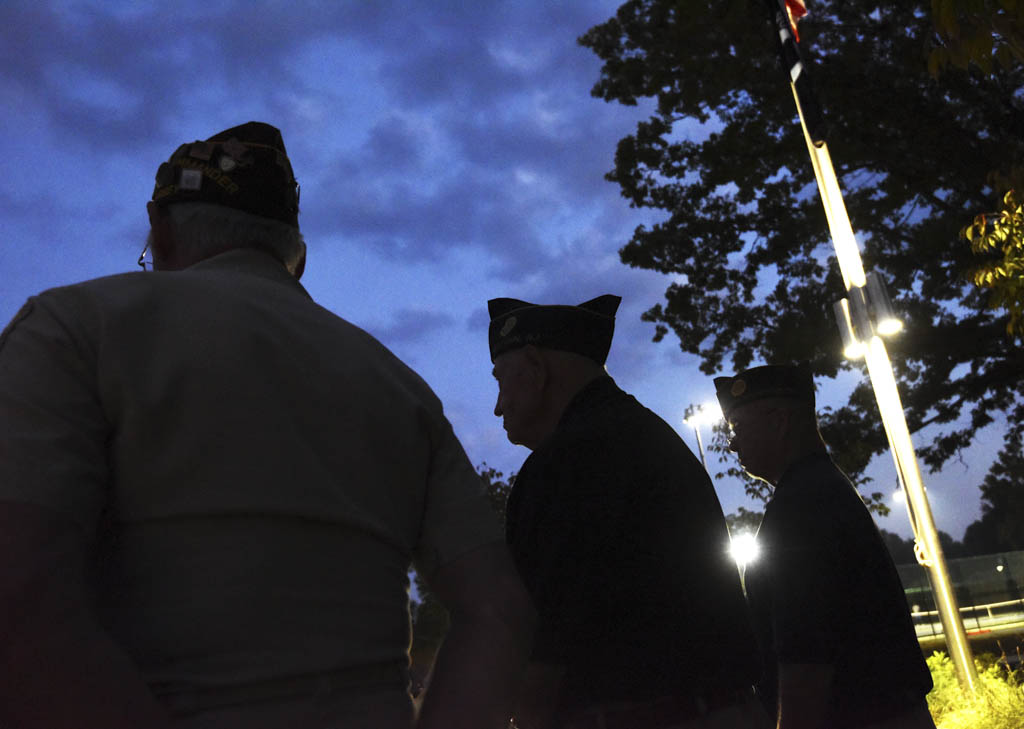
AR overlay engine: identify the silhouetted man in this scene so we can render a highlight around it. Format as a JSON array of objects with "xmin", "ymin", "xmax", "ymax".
[
  {"xmin": 489, "ymin": 295, "xmax": 768, "ymax": 729},
  {"xmin": 0, "ymin": 121, "xmax": 533, "ymax": 729},
  {"xmin": 715, "ymin": 363, "xmax": 935, "ymax": 729}
]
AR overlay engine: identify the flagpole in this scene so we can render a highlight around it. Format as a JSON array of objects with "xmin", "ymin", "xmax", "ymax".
[{"xmin": 769, "ymin": 1, "xmax": 979, "ymax": 693}]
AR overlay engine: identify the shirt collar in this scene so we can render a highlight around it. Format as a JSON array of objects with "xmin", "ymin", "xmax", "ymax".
[
  {"xmin": 777, "ymin": 450, "xmax": 833, "ymax": 489},
  {"xmin": 557, "ymin": 375, "xmax": 619, "ymax": 430},
  {"xmin": 187, "ymin": 248, "xmax": 312, "ymax": 299}
]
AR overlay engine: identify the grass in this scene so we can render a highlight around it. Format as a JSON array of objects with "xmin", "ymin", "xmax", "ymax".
[{"xmin": 927, "ymin": 649, "xmax": 1024, "ymax": 729}]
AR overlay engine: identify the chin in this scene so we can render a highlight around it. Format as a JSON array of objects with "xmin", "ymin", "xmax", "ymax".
[{"xmin": 504, "ymin": 430, "xmax": 533, "ymax": 450}]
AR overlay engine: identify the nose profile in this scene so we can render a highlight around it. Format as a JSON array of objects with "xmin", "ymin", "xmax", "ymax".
[{"xmin": 494, "ymin": 394, "xmax": 502, "ymax": 417}]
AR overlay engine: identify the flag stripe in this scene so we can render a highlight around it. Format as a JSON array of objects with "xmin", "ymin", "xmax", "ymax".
[
  {"xmin": 784, "ymin": 0, "xmax": 807, "ymax": 41},
  {"xmin": 763, "ymin": 0, "xmax": 826, "ymax": 144}
]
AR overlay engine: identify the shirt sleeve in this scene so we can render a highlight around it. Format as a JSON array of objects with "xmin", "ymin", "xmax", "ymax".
[
  {"xmin": 769, "ymin": 496, "xmax": 842, "ymax": 664},
  {"xmin": 0, "ymin": 296, "xmax": 110, "ymax": 534},
  {"xmin": 513, "ymin": 449, "xmax": 628, "ymax": 664},
  {"xmin": 412, "ymin": 414, "xmax": 504, "ymax": 579}
]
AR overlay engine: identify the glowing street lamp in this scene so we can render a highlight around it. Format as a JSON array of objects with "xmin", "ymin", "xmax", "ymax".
[
  {"xmin": 866, "ymin": 272, "xmax": 903, "ymax": 336},
  {"xmin": 685, "ymin": 401, "xmax": 723, "ymax": 470},
  {"xmin": 833, "ymin": 272, "xmax": 903, "ymax": 360}
]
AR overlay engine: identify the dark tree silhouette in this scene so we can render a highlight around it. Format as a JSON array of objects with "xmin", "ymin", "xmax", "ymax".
[
  {"xmin": 579, "ymin": 1, "xmax": 1024, "ymax": 503},
  {"xmin": 962, "ymin": 433, "xmax": 1024, "ymax": 555}
]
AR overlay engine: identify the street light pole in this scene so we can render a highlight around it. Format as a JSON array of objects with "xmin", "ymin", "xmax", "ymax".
[
  {"xmin": 685, "ymin": 402, "xmax": 722, "ymax": 473},
  {"xmin": 760, "ymin": 0, "xmax": 978, "ymax": 689},
  {"xmin": 790, "ymin": 87, "xmax": 979, "ymax": 693},
  {"xmin": 692, "ymin": 424, "xmax": 707, "ymax": 470}
]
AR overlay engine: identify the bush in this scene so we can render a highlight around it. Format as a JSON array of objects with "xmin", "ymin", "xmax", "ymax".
[{"xmin": 927, "ymin": 651, "xmax": 1024, "ymax": 729}]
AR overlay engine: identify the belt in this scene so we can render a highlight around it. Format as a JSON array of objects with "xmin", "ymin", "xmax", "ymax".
[
  {"xmin": 159, "ymin": 662, "xmax": 408, "ymax": 716},
  {"xmin": 563, "ymin": 686, "xmax": 755, "ymax": 729}
]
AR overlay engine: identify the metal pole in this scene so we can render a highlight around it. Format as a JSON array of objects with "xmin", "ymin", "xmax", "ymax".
[
  {"xmin": 862, "ymin": 337, "xmax": 978, "ymax": 692},
  {"xmin": 789, "ymin": 87, "xmax": 980, "ymax": 693},
  {"xmin": 693, "ymin": 424, "xmax": 707, "ymax": 470}
]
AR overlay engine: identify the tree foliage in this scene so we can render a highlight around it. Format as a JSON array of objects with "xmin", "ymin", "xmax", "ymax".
[
  {"xmin": 878, "ymin": 528, "xmax": 920, "ymax": 565},
  {"xmin": 724, "ymin": 506, "xmax": 764, "ymax": 536},
  {"xmin": 579, "ymin": 0, "xmax": 1024, "ymax": 489},
  {"xmin": 961, "ymin": 432, "xmax": 1024, "ymax": 553},
  {"xmin": 477, "ymin": 462, "xmax": 514, "ymax": 525},
  {"xmin": 930, "ymin": 1, "xmax": 1024, "ymax": 338},
  {"xmin": 963, "ymin": 189, "xmax": 1024, "ymax": 336},
  {"xmin": 929, "ymin": 0, "xmax": 1024, "ymax": 76}
]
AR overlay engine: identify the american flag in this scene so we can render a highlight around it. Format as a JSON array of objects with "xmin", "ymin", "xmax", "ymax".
[
  {"xmin": 785, "ymin": 0, "xmax": 807, "ymax": 41},
  {"xmin": 763, "ymin": 0, "xmax": 825, "ymax": 144}
]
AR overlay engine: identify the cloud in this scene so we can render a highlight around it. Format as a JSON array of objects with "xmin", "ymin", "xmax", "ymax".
[
  {"xmin": 369, "ymin": 307, "xmax": 456, "ymax": 347},
  {"xmin": 2, "ymin": 0, "xmax": 640, "ymax": 272},
  {"xmin": 303, "ymin": 136, "xmax": 560, "ymax": 276}
]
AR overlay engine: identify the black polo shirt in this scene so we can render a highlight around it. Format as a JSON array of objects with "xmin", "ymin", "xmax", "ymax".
[
  {"xmin": 743, "ymin": 452, "xmax": 933, "ymax": 726},
  {"xmin": 505, "ymin": 376, "xmax": 760, "ymax": 715}
]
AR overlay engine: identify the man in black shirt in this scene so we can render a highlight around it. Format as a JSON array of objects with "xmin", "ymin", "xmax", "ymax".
[
  {"xmin": 489, "ymin": 295, "xmax": 768, "ymax": 729},
  {"xmin": 714, "ymin": 364, "xmax": 935, "ymax": 729}
]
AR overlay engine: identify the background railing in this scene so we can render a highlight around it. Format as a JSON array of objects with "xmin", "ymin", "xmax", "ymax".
[{"xmin": 898, "ymin": 550, "xmax": 1024, "ymax": 650}]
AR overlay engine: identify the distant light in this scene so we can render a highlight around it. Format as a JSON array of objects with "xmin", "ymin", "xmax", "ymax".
[
  {"xmin": 997, "ymin": 564, "xmax": 1005, "ymax": 573},
  {"xmin": 892, "ymin": 489, "xmax": 906, "ymax": 504},
  {"xmin": 729, "ymin": 532, "xmax": 759, "ymax": 567},
  {"xmin": 686, "ymin": 401, "xmax": 723, "ymax": 428}
]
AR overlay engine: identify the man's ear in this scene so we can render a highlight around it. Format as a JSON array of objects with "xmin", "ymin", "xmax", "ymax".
[
  {"xmin": 292, "ymin": 240, "xmax": 307, "ymax": 280},
  {"xmin": 772, "ymin": 405, "xmax": 797, "ymax": 442},
  {"xmin": 145, "ymin": 200, "xmax": 161, "ymax": 228},
  {"xmin": 146, "ymin": 201, "xmax": 174, "ymax": 269},
  {"xmin": 521, "ymin": 345, "xmax": 548, "ymax": 391}
]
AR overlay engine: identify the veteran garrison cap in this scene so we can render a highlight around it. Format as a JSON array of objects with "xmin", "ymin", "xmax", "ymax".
[
  {"xmin": 487, "ymin": 294, "xmax": 621, "ymax": 364},
  {"xmin": 714, "ymin": 363, "xmax": 815, "ymax": 418},
  {"xmin": 152, "ymin": 121, "xmax": 300, "ymax": 227}
]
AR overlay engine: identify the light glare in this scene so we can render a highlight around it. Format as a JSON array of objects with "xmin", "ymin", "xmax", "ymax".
[
  {"xmin": 686, "ymin": 401, "xmax": 723, "ymax": 427},
  {"xmin": 876, "ymin": 318, "xmax": 903, "ymax": 336},
  {"xmin": 729, "ymin": 532, "xmax": 759, "ymax": 567},
  {"xmin": 843, "ymin": 342, "xmax": 865, "ymax": 360},
  {"xmin": 833, "ymin": 299, "xmax": 864, "ymax": 359}
]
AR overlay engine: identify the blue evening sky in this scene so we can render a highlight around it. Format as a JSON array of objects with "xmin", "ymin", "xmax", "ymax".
[{"xmin": 0, "ymin": 0, "xmax": 998, "ymax": 540}]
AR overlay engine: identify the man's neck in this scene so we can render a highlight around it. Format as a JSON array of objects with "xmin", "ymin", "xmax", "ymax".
[
  {"xmin": 773, "ymin": 441, "xmax": 828, "ymax": 485},
  {"xmin": 550, "ymin": 369, "xmax": 607, "ymax": 419}
]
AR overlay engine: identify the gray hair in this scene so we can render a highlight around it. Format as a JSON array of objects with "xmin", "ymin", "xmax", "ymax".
[{"xmin": 163, "ymin": 202, "xmax": 306, "ymax": 276}]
